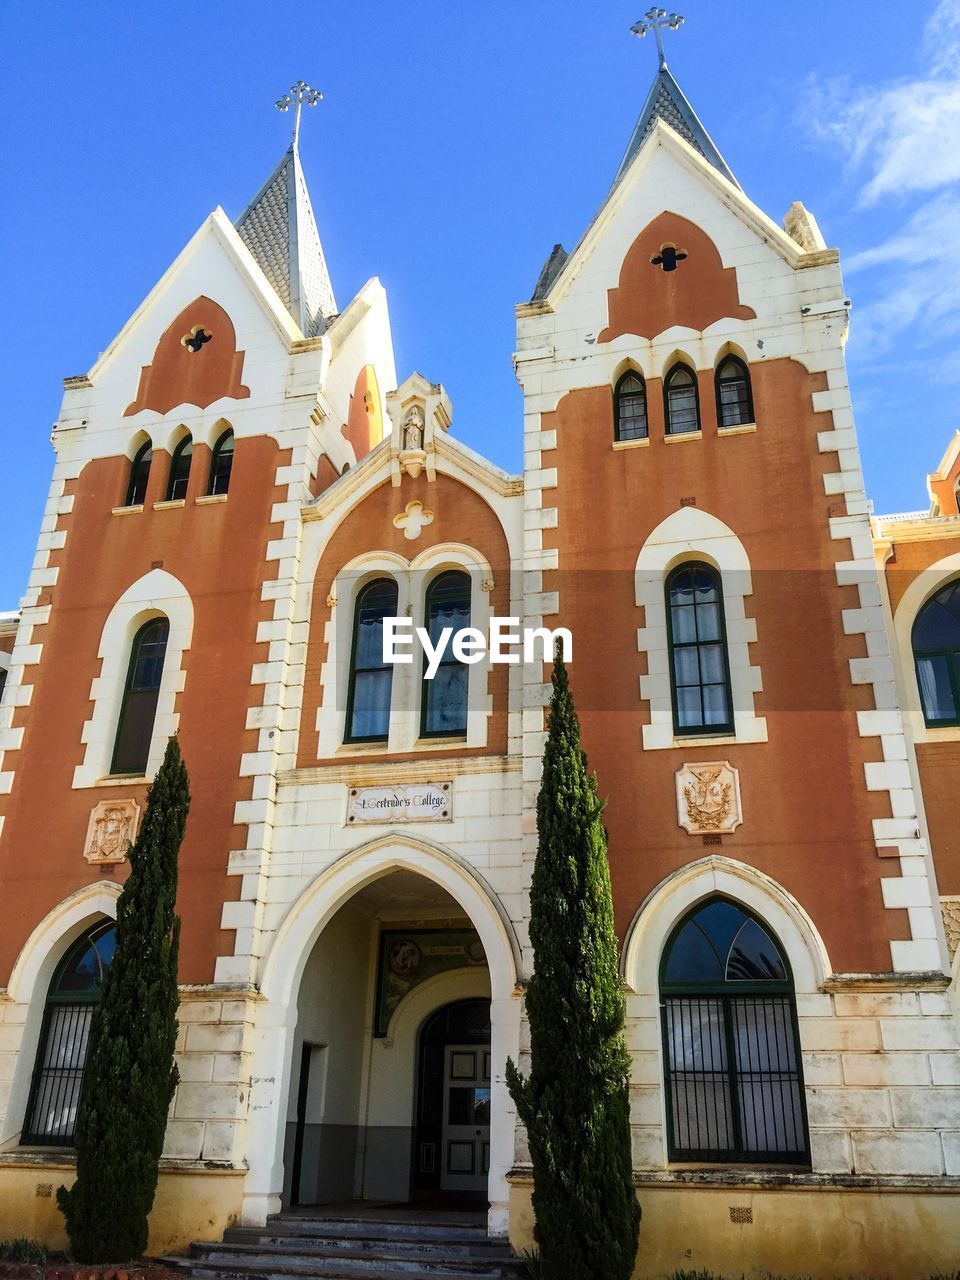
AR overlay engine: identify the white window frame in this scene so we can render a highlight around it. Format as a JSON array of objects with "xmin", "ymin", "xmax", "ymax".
[
  {"xmin": 73, "ymin": 569, "xmax": 194, "ymax": 788},
  {"xmin": 636, "ymin": 507, "xmax": 767, "ymax": 750}
]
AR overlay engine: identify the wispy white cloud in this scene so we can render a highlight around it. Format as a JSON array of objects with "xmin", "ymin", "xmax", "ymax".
[
  {"xmin": 811, "ymin": 0, "xmax": 960, "ymax": 204},
  {"xmin": 843, "ymin": 193, "xmax": 960, "ymax": 352},
  {"xmin": 807, "ymin": 1, "xmax": 960, "ymax": 361}
]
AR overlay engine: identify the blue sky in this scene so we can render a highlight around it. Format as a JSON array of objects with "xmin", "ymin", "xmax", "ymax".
[{"xmin": 1, "ymin": 1, "xmax": 957, "ymax": 607}]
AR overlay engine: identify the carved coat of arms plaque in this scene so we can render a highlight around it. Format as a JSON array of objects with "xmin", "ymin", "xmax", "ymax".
[
  {"xmin": 84, "ymin": 799, "xmax": 142, "ymax": 864},
  {"xmin": 676, "ymin": 761, "xmax": 742, "ymax": 835}
]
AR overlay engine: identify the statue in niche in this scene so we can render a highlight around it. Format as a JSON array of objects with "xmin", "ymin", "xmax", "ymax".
[{"xmin": 402, "ymin": 404, "xmax": 425, "ymax": 452}]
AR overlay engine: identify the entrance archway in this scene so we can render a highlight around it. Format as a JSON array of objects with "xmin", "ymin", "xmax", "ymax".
[{"xmin": 243, "ymin": 836, "xmax": 521, "ymax": 1238}]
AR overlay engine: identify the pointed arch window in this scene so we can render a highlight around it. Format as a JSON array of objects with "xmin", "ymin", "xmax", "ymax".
[
  {"xmin": 422, "ymin": 571, "xmax": 471, "ymax": 737},
  {"xmin": 111, "ymin": 618, "xmax": 169, "ymax": 774},
  {"xmin": 346, "ymin": 579, "xmax": 399, "ymax": 743},
  {"xmin": 667, "ymin": 563, "xmax": 733, "ymax": 734},
  {"xmin": 614, "ymin": 372, "xmax": 648, "ymax": 442},
  {"xmin": 912, "ymin": 578, "xmax": 960, "ymax": 727},
  {"xmin": 661, "ymin": 898, "xmax": 809, "ymax": 1164},
  {"xmin": 664, "ymin": 364, "xmax": 700, "ymax": 435},
  {"xmin": 22, "ymin": 922, "xmax": 117, "ymax": 1145},
  {"xmin": 166, "ymin": 435, "xmax": 193, "ymax": 501},
  {"xmin": 125, "ymin": 441, "xmax": 152, "ymax": 507},
  {"xmin": 208, "ymin": 430, "xmax": 234, "ymax": 496},
  {"xmin": 716, "ymin": 356, "xmax": 754, "ymax": 428}
]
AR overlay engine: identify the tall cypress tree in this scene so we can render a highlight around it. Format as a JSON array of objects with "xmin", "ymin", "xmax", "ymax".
[
  {"xmin": 58, "ymin": 737, "xmax": 190, "ymax": 1263},
  {"xmin": 506, "ymin": 654, "xmax": 640, "ymax": 1280}
]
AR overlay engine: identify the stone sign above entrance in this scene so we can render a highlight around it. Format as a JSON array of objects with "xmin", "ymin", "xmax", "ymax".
[{"xmin": 347, "ymin": 782, "xmax": 452, "ymax": 824}]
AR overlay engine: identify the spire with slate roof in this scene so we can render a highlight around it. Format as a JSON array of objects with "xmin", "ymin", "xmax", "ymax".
[
  {"xmin": 235, "ymin": 82, "xmax": 337, "ymax": 338},
  {"xmin": 615, "ymin": 11, "xmax": 740, "ymax": 189}
]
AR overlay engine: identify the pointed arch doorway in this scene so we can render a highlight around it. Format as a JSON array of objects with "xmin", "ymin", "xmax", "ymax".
[{"xmin": 246, "ymin": 836, "xmax": 521, "ymax": 1237}]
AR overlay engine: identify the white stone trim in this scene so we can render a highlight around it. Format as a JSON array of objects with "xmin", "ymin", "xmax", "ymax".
[
  {"xmin": 621, "ymin": 854, "xmax": 831, "ymax": 995},
  {"xmin": 241, "ymin": 833, "xmax": 521, "ymax": 1236},
  {"xmin": 0, "ymin": 458, "xmax": 83, "ymax": 812},
  {"xmin": 73, "ymin": 569, "xmax": 194, "ymax": 788},
  {"xmin": 634, "ymin": 506, "xmax": 767, "ymax": 750},
  {"xmin": 821, "ymin": 368, "xmax": 944, "ymax": 972},
  {"xmin": 314, "ymin": 545, "xmax": 496, "ymax": 760},
  {"xmin": 0, "ymin": 883, "xmax": 120, "ymax": 1146},
  {"xmin": 890, "ymin": 551, "xmax": 960, "ymax": 747}
]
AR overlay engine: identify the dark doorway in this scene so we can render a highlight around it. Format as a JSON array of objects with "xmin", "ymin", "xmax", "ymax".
[{"xmin": 413, "ymin": 999, "xmax": 491, "ymax": 1204}]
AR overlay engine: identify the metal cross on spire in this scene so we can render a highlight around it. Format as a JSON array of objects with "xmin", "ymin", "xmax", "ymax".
[
  {"xmin": 275, "ymin": 80, "xmax": 324, "ymax": 150},
  {"xmin": 631, "ymin": 7, "xmax": 684, "ymax": 69}
]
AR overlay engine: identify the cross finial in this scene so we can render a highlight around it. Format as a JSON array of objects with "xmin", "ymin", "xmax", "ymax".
[
  {"xmin": 631, "ymin": 7, "xmax": 684, "ymax": 69},
  {"xmin": 275, "ymin": 80, "xmax": 323, "ymax": 150}
]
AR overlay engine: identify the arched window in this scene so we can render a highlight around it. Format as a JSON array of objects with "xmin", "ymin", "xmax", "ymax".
[
  {"xmin": 111, "ymin": 618, "xmax": 169, "ymax": 774},
  {"xmin": 664, "ymin": 364, "xmax": 700, "ymax": 435},
  {"xmin": 912, "ymin": 578, "xmax": 960, "ymax": 727},
  {"xmin": 345, "ymin": 579, "xmax": 399, "ymax": 742},
  {"xmin": 422, "ymin": 571, "xmax": 471, "ymax": 737},
  {"xmin": 715, "ymin": 356, "xmax": 754, "ymax": 428},
  {"xmin": 125, "ymin": 441, "xmax": 152, "ymax": 507},
  {"xmin": 660, "ymin": 898, "xmax": 809, "ymax": 1164},
  {"xmin": 666, "ymin": 563, "xmax": 733, "ymax": 734},
  {"xmin": 166, "ymin": 435, "xmax": 193, "ymax": 501},
  {"xmin": 208, "ymin": 430, "xmax": 234, "ymax": 496},
  {"xmin": 614, "ymin": 372, "xmax": 648, "ymax": 442},
  {"xmin": 22, "ymin": 922, "xmax": 117, "ymax": 1145}
]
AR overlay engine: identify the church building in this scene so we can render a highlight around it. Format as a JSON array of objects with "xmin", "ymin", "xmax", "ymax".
[{"xmin": 1, "ymin": 32, "xmax": 959, "ymax": 1279}]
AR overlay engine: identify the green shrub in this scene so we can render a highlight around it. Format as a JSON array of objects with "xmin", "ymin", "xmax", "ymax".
[
  {"xmin": 0, "ymin": 1238, "xmax": 49, "ymax": 1264},
  {"xmin": 506, "ymin": 653, "xmax": 640, "ymax": 1280},
  {"xmin": 57, "ymin": 737, "xmax": 190, "ymax": 1263}
]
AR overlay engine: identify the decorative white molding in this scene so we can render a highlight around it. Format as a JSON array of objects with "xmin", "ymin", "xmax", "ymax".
[
  {"xmin": 73, "ymin": 569, "xmax": 194, "ymax": 789},
  {"xmin": 634, "ymin": 507, "xmax": 767, "ymax": 751},
  {"xmin": 393, "ymin": 500, "xmax": 434, "ymax": 541}
]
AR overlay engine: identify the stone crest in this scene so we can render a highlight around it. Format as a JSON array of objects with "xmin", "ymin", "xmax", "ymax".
[
  {"xmin": 84, "ymin": 799, "xmax": 141, "ymax": 864},
  {"xmin": 676, "ymin": 761, "xmax": 742, "ymax": 835}
]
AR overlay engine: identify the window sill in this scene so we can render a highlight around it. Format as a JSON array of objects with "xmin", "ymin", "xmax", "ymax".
[
  {"xmin": 672, "ymin": 732, "xmax": 737, "ymax": 748},
  {"xmin": 95, "ymin": 773, "xmax": 149, "ymax": 786},
  {"xmin": 196, "ymin": 493, "xmax": 228, "ymax": 505},
  {"xmin": 111, "ymin": 504, "xmax": 144, "ymax": 516},
  {"xmin": 612, "ymin": 437, "xmax": 650, "ymax": 451},
  {"xmin": 664, "ymin": 430, "xmax": 702, "ymax": 444},
  {"xmin": 153, "ymin": 498, "xmax": 185, "ymax": 510},
  {"xmin": 717, "ymin": 422, "xmax": 757, "ymax": 436},
  {"xmin": 415, "ymin": 735, "xmax": 469, "ymax": 749},
  {"xmin": 336, "ymin": 741, "xmax": 389, "ymax": 755}
]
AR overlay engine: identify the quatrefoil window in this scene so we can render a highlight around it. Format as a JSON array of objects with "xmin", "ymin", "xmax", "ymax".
[
  {"xmin": 182, "ymin": 325, "xmax": 212, "ymax": 352},
  {"xmin": 650, "ymin": 243, "xmax": 688, "ymax": 272}
]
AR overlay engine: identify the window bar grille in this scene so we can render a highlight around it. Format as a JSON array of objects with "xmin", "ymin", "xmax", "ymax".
[
  {"xmin": 665, "ymin": 995, "xmax": 807, "ymax": 1162},
  {"xmin": 23, "ymin": 1004, "xmax": 94, "ymax": 1145}
]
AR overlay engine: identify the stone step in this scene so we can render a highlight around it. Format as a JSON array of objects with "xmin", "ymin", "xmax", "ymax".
[
  {"xmin": 228, "ymin": 1221, "xmax": 491, "ymax": 1245},
  {"xmin": 163, "ymin": 1257, "xmax": 525, "ymax": 1280},
  {"xmin": 216, "ymin": 1234, "xmax": 508, "ymax": 1259},
  {"xmin": 190, "ymin": 1241, "xmax": 516, "ymax": 1272}
]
